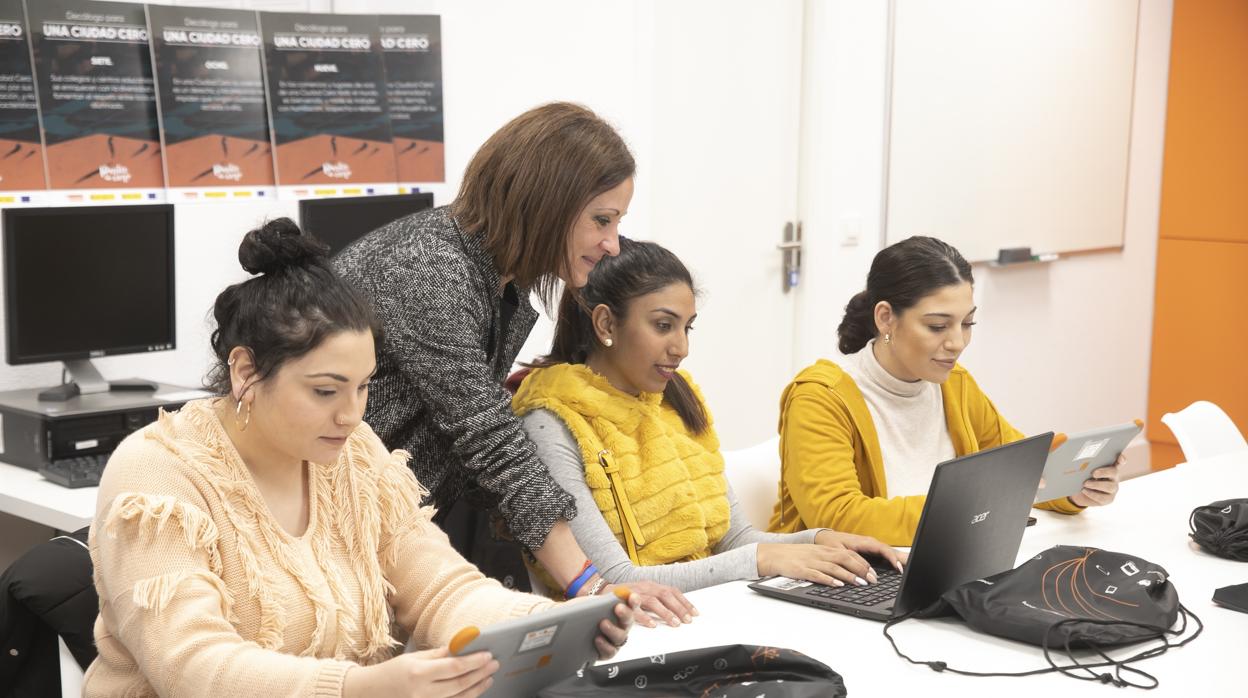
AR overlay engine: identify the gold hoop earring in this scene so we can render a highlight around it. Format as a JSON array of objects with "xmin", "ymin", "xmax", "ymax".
[
  {"xmin": 883, "ymin": 333, "xmax": 891, "ymax": 344},
  {"xmin": 234, "ymin": 397, "xmax": 251, "ymax": 431},
  {"xmin": 603, "ymin": 337, "xmax": 614, "ymax": 348}
]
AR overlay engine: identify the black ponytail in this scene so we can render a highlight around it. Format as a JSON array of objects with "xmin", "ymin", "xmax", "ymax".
[
  {"xmin": 535, "ymin": 238, "xmax": 709, "ymax": 434},
  {"xmin": 206, "ymin": 218, "xmax": 382, "ymax": 395},
  {"xmin": 837, "ymin": 236, "xmax": 974, "ymax": 354},
  {"xmin": 837, "ymin": 290, "xmax": 877, "ymax": 355}
]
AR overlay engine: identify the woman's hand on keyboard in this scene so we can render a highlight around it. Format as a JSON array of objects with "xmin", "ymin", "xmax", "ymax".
[
  {"xmin": 758, "ymin": 531, "xmax": 904, "ymax": 587},
  {"xmin": 814, "ymin": 530, "xmax": 906, "ymax": 572}
]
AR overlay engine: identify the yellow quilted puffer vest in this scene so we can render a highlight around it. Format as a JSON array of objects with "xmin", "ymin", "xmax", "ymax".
[{"xmin": 513, "ymin": 363, "xmax": 729, "ymax": 567}]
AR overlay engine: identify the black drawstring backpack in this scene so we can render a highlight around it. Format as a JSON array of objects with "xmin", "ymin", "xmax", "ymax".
[
  {"xmin": 1189, "ymin": 498, "xmax": 1248, "ymax": 561},
  {"xmin": 884, "ymin": 546, "xmax": 1202, "ymax": 689},
  {"xmin": 538, "ymin": 644, "xmax": 846, "ymax": 697}
]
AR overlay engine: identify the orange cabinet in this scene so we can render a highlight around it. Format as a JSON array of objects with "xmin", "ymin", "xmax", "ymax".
[
  {"xmin": 1157, "ymin": 0, "xmax": 1248, "ymax": 245},
  {"xmin": 1147, "ymin": 239, "xmax": 1248, "ymax": 455},
  {"xmin": 1149, "ymin": 0, "xmax": 1248, "ymax": 469}
]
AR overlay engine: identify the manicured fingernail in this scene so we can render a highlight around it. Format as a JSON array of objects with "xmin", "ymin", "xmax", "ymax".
[
  {"xmin": 831, "ymin": 579, "xmax": 845, "ymax": 587},
  {"xmin": 668, "ymin": 618, "xmax": 679, "ymax": 627},
  {"xmin": 855, "ymin": 576, "xmax": 868, "ymax": 586},
  {"xmin": 692, "ymin": 607, "xmax": 700, "ymax": 616},
  {"xmin": 867, "ymin": 570, "xmax": 878, "ymax": 583},
  {"xmin": 895, "ymin": 561, "xmax": 904, "ymax": 572},
  {"xmin": 682, "ymin": 614, "xmax": 692, "ymax": 623}
]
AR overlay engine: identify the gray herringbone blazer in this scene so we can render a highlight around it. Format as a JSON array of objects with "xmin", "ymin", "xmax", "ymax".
[{"xmin": 333, "ymin": 206, "xmax": 575, "ymax": 548}]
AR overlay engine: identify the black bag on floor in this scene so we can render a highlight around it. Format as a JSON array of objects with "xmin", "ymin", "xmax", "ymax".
[
  {"xmin": 537, "ymin": 644, "xmax": 845, "ymax": 697},
  {"xmin": 884, "ymin": 545, "xmax": 1202, "ymax": 689},
  {"xmin": 1189, "ymin": 498, "xmax": 1248, "ymax": 561}
]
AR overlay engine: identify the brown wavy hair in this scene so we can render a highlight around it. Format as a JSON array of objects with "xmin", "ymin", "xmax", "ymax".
[{"xmin": 452, "ymin": 102, "xmax": 635, "ymax": 306}]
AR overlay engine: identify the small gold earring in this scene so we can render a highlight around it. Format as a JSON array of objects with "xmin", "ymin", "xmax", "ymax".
[
  {"xmin": 234, "ymin": 398, "xmax": 251, "ymax": 431},
  {"xmin": 604, "ymin": 338, "xmax": 614, "ymax": 348},
  {"xmin": 883, "ymin": 333, "xmax": 891, "ymax": 344}
]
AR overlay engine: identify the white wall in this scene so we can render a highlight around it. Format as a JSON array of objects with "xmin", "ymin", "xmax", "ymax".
[
  {"xmin": 0, "ymin": 0, "xmax": 1171, "ymax": 448},
  {"xmin": 0, "ymin": 0, "xmax": 662, "ymax": 394},
  {"xmin": 0, "ymin": 0, "xmax": 1173, "ymax": 571},
  {"xmin": 794, "ymin": 0, "xmax": 1171, "ymax": 470}
]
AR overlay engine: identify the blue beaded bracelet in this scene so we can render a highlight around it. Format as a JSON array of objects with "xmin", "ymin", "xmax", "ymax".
[{"xmin": 565, "ymin": 563, "xmax": 598, "ymax": 599}]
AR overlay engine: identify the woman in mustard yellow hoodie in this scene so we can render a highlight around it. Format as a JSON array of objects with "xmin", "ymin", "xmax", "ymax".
[
  {"xmin": 514, "ymin": 238, "xmax": 903, "ymax": 613},
  {"xmin": 769, "ymin": 236, "xmax": 1122, "ymax": 546}
]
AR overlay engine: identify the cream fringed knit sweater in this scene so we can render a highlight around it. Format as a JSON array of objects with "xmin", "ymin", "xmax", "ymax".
[{"xmin": 84, "ymin": 399, "xmax": 553, "ymax": 697}]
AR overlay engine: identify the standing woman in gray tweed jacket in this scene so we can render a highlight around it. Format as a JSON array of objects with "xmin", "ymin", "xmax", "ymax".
[{"xmin": 334, "ymin": 103, "xmax": 695, "ymax": 627}]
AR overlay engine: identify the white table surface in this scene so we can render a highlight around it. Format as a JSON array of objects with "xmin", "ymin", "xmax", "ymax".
[
  {"xmin": 611, "ymin": 452, "xmax": 1247, "ymax": 695},
  {"xmin": 0, "ymin": 461, "xmax": 97, "ymax": 531},
  {"xmin": 2, "ymin": 448, "xmax": 1244, "ymax": 693},
  {"xmin": 0, "ymin": 387, "xmax": 207, "ymax": 532}
]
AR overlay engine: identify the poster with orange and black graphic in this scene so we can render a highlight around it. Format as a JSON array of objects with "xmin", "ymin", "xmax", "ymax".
[
  {"xmin": 147, "ymin": 5, "xmax": 274, "ymax": 202},
  {"xmin": 0, "ymin": 0, "xmax": 45, "ymax": 200},
  {"xmin": 378, "ymin": 15, "xmax": 443, "ymax": 185},
  {"xmin": 259, "ymin": 12, "xmax": 396, "ymax": 198},
  {"xmin": 25, "ymin": 0, "xmax": 164, "ymax": 202}
]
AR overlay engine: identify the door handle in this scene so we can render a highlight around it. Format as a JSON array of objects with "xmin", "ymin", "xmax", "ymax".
[{"xmin": 779, "ymin": 221, "xmax": 802, "ymax": 293}]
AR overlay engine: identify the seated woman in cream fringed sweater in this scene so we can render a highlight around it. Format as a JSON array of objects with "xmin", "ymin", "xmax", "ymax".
[
  {"xmin": 512, "ymin": 238, "xmax": 903, "ymax": 597},
  {"xmin": 84, "ymin": 219, "xmax": 634, "ymax": 698}
]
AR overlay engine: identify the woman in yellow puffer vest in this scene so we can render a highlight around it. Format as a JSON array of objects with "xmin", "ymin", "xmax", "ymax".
[{"xmin": 513, "ymin": 238, "xmax": 902, "ymax": 618}]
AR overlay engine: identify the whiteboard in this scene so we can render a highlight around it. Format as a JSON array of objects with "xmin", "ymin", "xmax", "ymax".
[{"xmin": 884, "ymin": 0, "xmax": 1140, "ymax": 263}]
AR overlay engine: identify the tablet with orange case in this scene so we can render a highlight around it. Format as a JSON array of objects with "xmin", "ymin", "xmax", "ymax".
[
  {"xmin": 1037, "ymin": 420, "xmax": 1142, "ymax": 502},
  {"xmin": 409, "ymin": 587, "xmax": 627, "ymax": 698}
]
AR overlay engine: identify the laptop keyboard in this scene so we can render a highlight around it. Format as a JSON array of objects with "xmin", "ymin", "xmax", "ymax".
[{"xmin": 805, "ymin": 566, "xmax": 902, "ymax": 607}]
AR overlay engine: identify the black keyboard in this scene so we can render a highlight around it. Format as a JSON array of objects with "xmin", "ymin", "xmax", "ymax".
[
  {"xmin": 39, "ymin": 453, "xmax": 109, "ymax": 488},
  {"xmin": 805, "ymin": 566, "xmax": 903, "ymax": 607}
]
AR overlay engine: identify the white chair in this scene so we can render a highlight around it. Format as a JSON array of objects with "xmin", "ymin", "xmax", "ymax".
[
  {"xmin": 1160, "ymin": 400, "xmax": 1248, "ymax": 462},
  {"xmin": 721, "ymin": 436, "xmax": 782, "ymax": 530},
  {"xmin": 59, "ymin": 636, "xmax": 84, "ymax": 698}
]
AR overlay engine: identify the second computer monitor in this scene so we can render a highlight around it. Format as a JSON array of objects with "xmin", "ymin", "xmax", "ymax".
[{"xmin": 299, "ymin": 192, "xmax": 434, "ymax": 256}]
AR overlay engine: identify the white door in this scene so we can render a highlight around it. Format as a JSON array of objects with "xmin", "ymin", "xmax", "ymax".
[
  {"xmin": 792, "ymin": 1, "xmax": 894, "ymax": 369},
  {"xmin": 641, "ymin": 0, "xmax": 805, "ymax": 449}
]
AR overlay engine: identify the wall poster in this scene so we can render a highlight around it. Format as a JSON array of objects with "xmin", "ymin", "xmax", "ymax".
[
  {"xmin": 147, "ymin": 4, "xmax": 275, "ymax": 202},
  {"xmin": 25, "ymin": 0, "xmax": 164, "ymax": 203},
  {"xmin": 259, "ymin": 11, "xmax": 396, "ymax": 198},
  {"xmin": 0, "ymin": 0, "xmax": 45, "ymax": 202},
  {"xmin": 378, "ymin": 14, "xmax": 443, "ymax": 188}
]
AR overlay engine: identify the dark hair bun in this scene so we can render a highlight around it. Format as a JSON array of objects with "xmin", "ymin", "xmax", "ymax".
[
  {"xmin": 239, "ymin": 218, "xmax": 329, "ymax": 275},
  {"xmin": 837, "ymin": 289, "xmax": 876, "ymax": 355}
]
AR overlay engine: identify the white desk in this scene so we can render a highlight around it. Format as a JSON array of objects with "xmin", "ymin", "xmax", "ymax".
[
  {"xmin": 0, "ymin": 461, "xmax": 96, "ymax": 532},
  {"xmin": 612, "ymin": 452, "xmax": 1247, "ymax": 694},
  {"xmin": 0, "ymin": 385, "xmax": 206, "ymax": 532}
]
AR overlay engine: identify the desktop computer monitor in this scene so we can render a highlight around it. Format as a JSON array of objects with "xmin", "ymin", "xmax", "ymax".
[
  {"xmin": 299, "ymin": 192, "xmax": 434, "ymax": 255},
  {"xmin": 3, "ymin": 204, "xmax": 176, "ymax": 401}
]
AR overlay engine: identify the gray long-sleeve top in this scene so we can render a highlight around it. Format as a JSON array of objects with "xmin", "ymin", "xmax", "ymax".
[
  {"xmin": 333, "ymin": 206, "xmax": 575, "ymax": 549},
  {"xmin": 521, "ymin": 408, "xmax": 821, "ymax": 592}
]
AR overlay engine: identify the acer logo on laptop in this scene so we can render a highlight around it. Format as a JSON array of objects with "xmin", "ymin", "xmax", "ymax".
[{"xmin": 971, "ymin": 511, "xmax": 990, "ymax": 524}]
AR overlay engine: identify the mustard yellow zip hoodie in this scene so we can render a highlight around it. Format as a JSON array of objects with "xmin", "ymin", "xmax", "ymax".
[{"xmin": 768, "ymin": 360, "xmax": 1081, "ymax": 545}]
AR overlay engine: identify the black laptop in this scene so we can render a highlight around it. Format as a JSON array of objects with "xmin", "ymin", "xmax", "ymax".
[{"xmin": 749, "ymin": 433, "xmax": 1052, "ymax": 621}]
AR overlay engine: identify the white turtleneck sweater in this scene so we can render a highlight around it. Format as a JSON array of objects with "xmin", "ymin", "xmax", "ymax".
[{"xmin": 841, "ymin": 340, "xmax": 956, "ymax": 498}]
